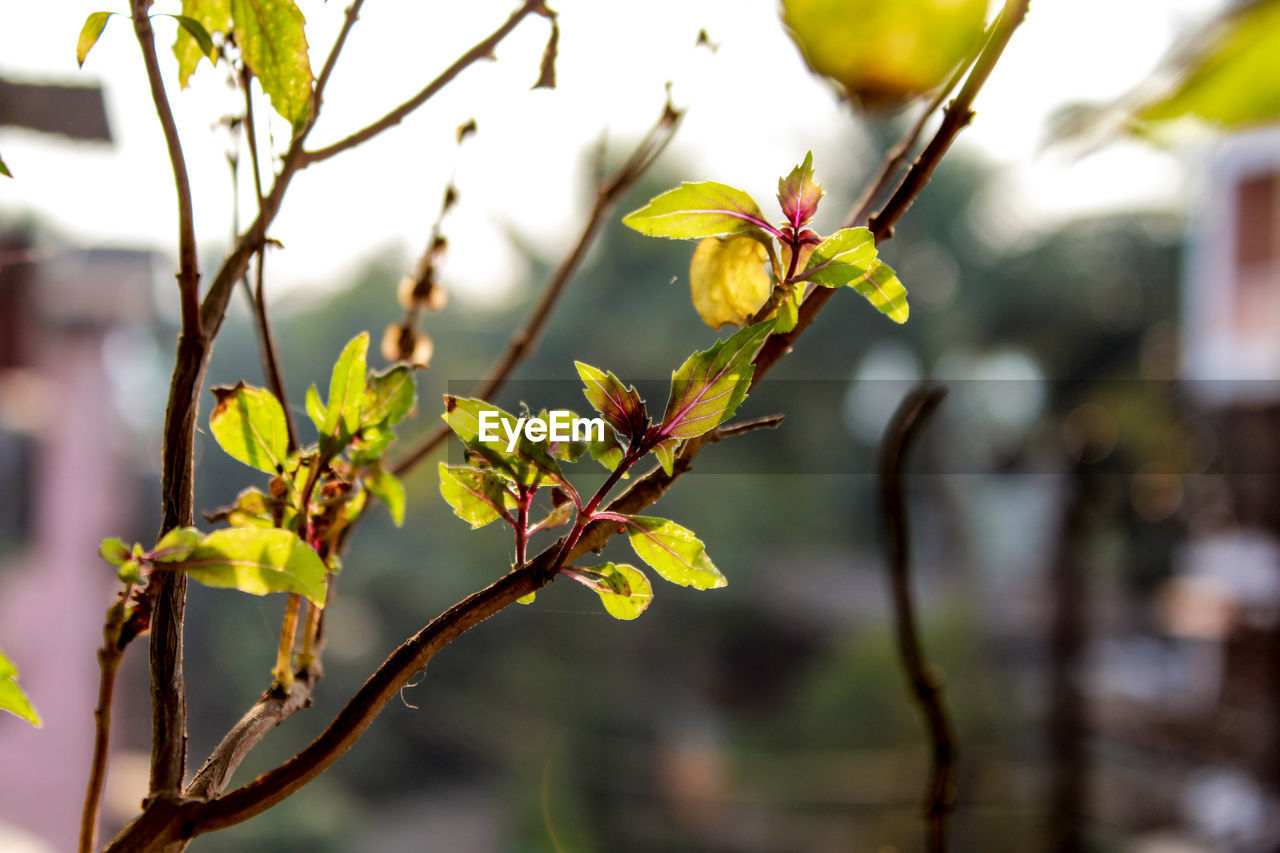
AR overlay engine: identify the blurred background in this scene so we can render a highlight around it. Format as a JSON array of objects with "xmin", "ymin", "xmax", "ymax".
[{"xmin": 3, "ymin": 0, "xmax": 1280, "ymax": 850}]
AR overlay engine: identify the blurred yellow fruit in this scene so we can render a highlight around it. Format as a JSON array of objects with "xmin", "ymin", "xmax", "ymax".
[{"xmin": 781, "ymin": 0, "xmax": 987, "ymax": 108}]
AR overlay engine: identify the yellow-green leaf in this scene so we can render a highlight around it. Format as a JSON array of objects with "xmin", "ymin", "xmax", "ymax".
[
  {"xmin": 321, "ymin": 332, "xmax": 368, "ymax": 452},
  {"xmin": 660, "ymin": 320, "xmax": 774, "ymax": 441},
  {"xmin": 622, "ymin": 516, "xmax": 725, "ymax": 590},
  {"xmin": 802, "ymin": 227, "xmax": 878, "ymax": 288},
  {"xmin": 175, "ymin": 527, "xmax": 327, "ymax": 605},
  {"xmin": 848, "ymin": 259, "xmax": 908, "ymax": 324},
  {"xmin": 173, "ymin": 1, "xmax": 229, "ymax": 88},
  {"xmin": 231, "ymin": 0, "xmax": 313, "ymax": 131},
  {"xmin": 364, "ymin": 463, "xmax": 406, "ymax": 526},
  {"xmin": 689, "ymin": 234, "xmax": 772, "ymax": 329},
  {"xmin": 77, "ymin": 11, "xmax": 116, "ymax": 68},
  {"xmin": 564, "ymin": 562, "xmax": 653, "ymax": 620},
  {"xmin": 0, "ymin": 647, "xmax": 40, "ymax": 727},
  {"xmin": 209, "ymin": 381, "xmax": 290, "ymax": 473},
  {"xmin": 622, "ymin": 181, "xmax": 770, "ymax": 240},
  {"xmin": 438, "ymin": 462, "xmax": 511, "ymax": 529}
]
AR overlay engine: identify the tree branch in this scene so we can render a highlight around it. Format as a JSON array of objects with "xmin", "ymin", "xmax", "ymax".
[
  {"xmin": 879, "ymin": 386, "xmax": 956, "ymax": 852},
  {"xmin": 131, "ymin": 0, "xmax": 203, "ymax": 798},
  {"xmin": 390, "ymin": 100, "xmax": 682, "ymax": 476},
  {"xmin": 300, "ymin": 0, "xmax": 547, "ymax": 167}
]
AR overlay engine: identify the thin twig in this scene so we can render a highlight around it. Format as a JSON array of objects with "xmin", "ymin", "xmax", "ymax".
[
  {"xmin": 131, "ymin": 0, "xmax": 201, "ymax": 798},
  {"xmin": 300, "ymin": 0, "xmax": 547, "ymax": 167},
  {"xmin": 879, "ymin": 386, "xmax": 956, "ymax": 852},
  {"xmin": 79, "ymin": 622, "xmax": 124, "ymax": 853},
  {"xmin": 241, "ymin": 66, "xmax": 298, "ymax": 450},
  {"xmin": 391, "ymin": 100, "xmax": 682, "ymax": 476}
]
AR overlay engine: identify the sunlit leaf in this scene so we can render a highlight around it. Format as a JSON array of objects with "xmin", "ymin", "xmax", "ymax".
[
  {"xmin": 781, "ymin": 0, "xmax": 986, "ymax": 108},
  {"xmin": 659, "ymin": 320, "xmax": 774, "ymax": 441},
  {"xmin": 563, "ymin": 562, "xmax": 653, "ymax": 620},
  {"xmin": 362, "ymin": 365, "xmax": 415, "ymax": 428},
  {"xmin": 305, "ymin": 384, "xmax": 325, "ymax": 432},
  {"xmin": 0, "ymin": 154, "xmax": 12, "ymax": 179},
  {"xmin": 848, "ymin": 259, "xmax": 908, "ymax": 324},
  {"xmin": 622, "ymin": 515, "xmax": 726, "ymax": 590},
  {"xmin": 528, "ymin": 500, "xmax": 574, "ymax": 534},
  {"xmin": 231, "ymin": 0, "xmax": 313, "ymax": 131},
  {"xmin": 99, "ymin": 537, "xmax": 131, "ymax": 566},
  {"xmin": 77, "ymin": 11, "xmax": 116, "ymax": 68},
  {"xmin": 152, "ymin": 527, "xmax": 203, "ymax": 562},
  {"xmin": 173, "ymin": 0, "xmax": 229, "ymax": 87},
  {"xmin": 174, "ymin": 527, "xmax": 327, "ymax": 605},
  {"xmin": 801, "ymin": 227, "xmax": 877, "ymax": 288},
  {"xmin": 438, "ymin": 462, "xmax": 512, "ymax": 529},
  {"xmin": 364, "ymin": 463, "xmax": 406, "ymax": 526},
  {"xmin": 689, "ymin": 234, "xmax": 772, "ymax": 329},
  {"xmin": 651, "ymin": 437, "xmax": 679, "ymax": 477},
  {"xmin": 588, "ymin": 428, "xmax": 627, "ymax": 475},
  {"xmin": 575, "ymin": 362, "xmax": 646, "ymax": 439},
  {"xmin": 210, "ymin": 381, "xmax": 290, "ymax": 473},
  {"xmin": 622, "ymin": 181, "xmax": 771, "ymax": 240},
  {"xmin": 778, "ymin": 151, "xmax": 823, "ymax": 228},
  {"xmin": 0, "ymin": 647, "xmax": 40, "ymax": 727},
  {"xmin": 441, "ymin": 396, "xmax": 563, "ymax": 487},
  {"xmin": 321, "ymin": 332, "xmax": 368, "ymax": 452}
]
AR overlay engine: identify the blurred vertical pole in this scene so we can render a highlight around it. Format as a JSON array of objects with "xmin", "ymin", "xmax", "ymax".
[{"xmin": 1046, "ymin": 455, "xmax": 1099, "ymax": 852}]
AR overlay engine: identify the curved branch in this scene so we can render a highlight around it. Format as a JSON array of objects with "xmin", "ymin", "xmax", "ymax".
[
  {"xmin": 390, "ymin": 100, "xmax": 682, "ymax": 476},
  {"xmin": 879, "ymin": 387, "xmax": 956, "ymax": 852}
]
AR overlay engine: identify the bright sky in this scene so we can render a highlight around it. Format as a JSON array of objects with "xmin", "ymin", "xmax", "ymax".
[{"xmin": 1, "ymin": 0, "xmax": 1222, "ymax": 309}]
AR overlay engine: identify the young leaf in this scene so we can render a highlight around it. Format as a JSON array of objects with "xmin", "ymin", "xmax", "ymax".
[
  {"xmin": 659, "ymin": 319, "xmax": 774, "ymax": 441},
  {"xmin": 528, "ymin": 500, "xmax": 574, "ymax": 534},
  {"xmin": 778, "ymin": 151, "xmax": 824, "ymax": 228},
  {"xmin": 0, "ymin": 647, "xmax": 40, "ymax": 727},
  {"xmin": 173, "ymin": 527, "xmax": 327, "ymax": 606},
  {"xmin": 173, "ymin": 0, "xmax": 230, "ymax": 87},
  {"xmin": 77, "ymin": 11, "xmax": 116, "ymax": 68},
  {"xmin": 689, "ymin": 234, "xmax": 772, "ymax": 329},
  {"xmin": 536, "ymin": 409, "xmax": 589, "ymax": 462},
  {"xmin": 364, "ymin": 464, "xmax": 406, "ymax": 526},
  {"xmin": 801, "ymin": 227, "xmax": 878, "ymax": 288},
  {"xmin": 848, "ymin": 259, "xmax": 909, "ymax": 324},
  {"xmin": 623, "ymin": 516, "xmax": 726, "ymax": 589},
  {"xmin": 622, "ymin": 181, "xmax": 771, "ymax": 240},
  {"xmin": 441, "ymin": 396, "xmax": 564, "ymax": 487},
  {"xmin": 321, "ymin": 332, "xmax": 368, "ymax": 450},
  {"xmin": 438, "ymin": 462, "xmax": 512, "ymax": 529},
  {"xmin": 99, "ymin": 537, "xmax": 132, "ymax": 566},
  {"xmin": 564, "ymin": 563, "xmax": 653, "ymax": 620},
  {"xmin": 362, "ymin": 365, "xmax": 416, "ymax": 428},
  {"xmin": 575, "ymin": 362, "xmax": 646, "ymax": 439},
  {"xmin": 305, "ymin": 384, "xmax": 325, "ymax": 431},
  {"xmin": 152, "ymin": 527, "xmax": 203, "ymax": 563},
  {"xmin": 776, "ymin": 283, "xmax": 801, "ymax": 333},
  {"xmin": 0, "ymin": 154, "xmax": 10, "ymax": 179},
  {"xmin": 230, "ymin": 0, "xmax": 313, "ymax": 131},
  {"xmin": 210, "ymin": 381, "xmax": 290, "ymax": 473},
  {"xmin": 206, "ymin": 486, "xmax": 281, "ymax": 529},
  {"xmin": 587, "ymin": 428, "xmax": 627, "ymax": 475},
  {"xmin": 651, "ymin": 437, "xmax": 679, "ymax": 477}
]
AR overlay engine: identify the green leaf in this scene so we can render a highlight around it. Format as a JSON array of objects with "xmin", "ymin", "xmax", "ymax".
[
  {"xmin": 77, "ymin": 11, "xmax": 116, "ymax": 68},
  {"xmin": 651, "ymin": 437, "xmax": 679, "ymax": 477},
  {"xmin": 848, "ymin": 259, "xmax": 909, "ymax": 324},
  {"xmin": 0, "ymin": 154, "xmax": 11, "ymax": 179},
  {"xmin": 173, "ymin": 0, "xmax": 230, "ymax": 87},
  {"xmin": 362, "ymin": 365, "xmax": 416, "ymax": 428},
  {"xmin": 0, "ymin": 647, "xmax": 40, "ymax": 727},
  {"xmin": 349, "ymin": 423, "xmax": 394, "ymax": 464},
  {"xmin": 564, "ymin": 563, "xmax": 653, "ymax": 620},
  {"xmin": 622, "ymin": 181, "xmax": 771, "ymax": 240},
  {"xmin": 587, "ymin": 428, "xmax": 627, "ymax": 475},
  {"xmin": 305, "ymin": 384, "xmax": 325, "ymax": 432},
  {"xmin": 1139, "ymin": 1, "xmax": 1280, "ymax": 129},
  {"xmin": 778, "ymin": 151, "xmax": 823, "ymax": 228},
  {"xmin": 230, "ymin": 0, "xmax": 313, "ymax": 131},
  {"xmin": 364, "ymin": 464, "xmax": 406, "ymax": 526},
  {"xmin": 118, "ymin": 560, "xmax": 143, "ymax": 584},
  {"xmin": 528, "ymin": 500, "xmax": 574, "ymax": 534},
  {"xmin": 517, "ymin": 591, "xmax": 537, "ymax": 605},
  {"xmin": 801, "ymin": 227, "xmax": 877, "ymax": 288},
  {"xmin": 153, "ymin": 527, "xmax": 202, "ymax": 562},
  {"xmin": 441, "ymin": 396, "xmax": 564, "ymax": 487},
  {"xmin": 575, "ymin": 362, "xmax": 645, "ymax": 439},
  {"xmin": 99, "ymin": 537, "xmax": 131, "ymax": 566},
  {"xmin": 174, "ymin": 527, "xmax": 327, "ymax": 605},
  {"xmin": 209, "ymin": 486, "xmax": 281, "ymax": 529},
  {"xmin": 210, "ymin": 381, "xmax": 290, "ymax": 473},
  {"xmin": 623, "ymin": 516, "xmax": 725, "ymax": 589},
  {"xmin": 776, "ymin": 283, "xmax": 801, "ymax": 333},
  {"xmin": 321, "ymin": 332, "xmax": 368, "ymax": 451},
  {"xmin": 438, "ymin": 462, "xmax": 512, "ymax": 528},
  {"xmin": 659, "ymin": 319, "xmax": 774, "ymax": 441}
]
